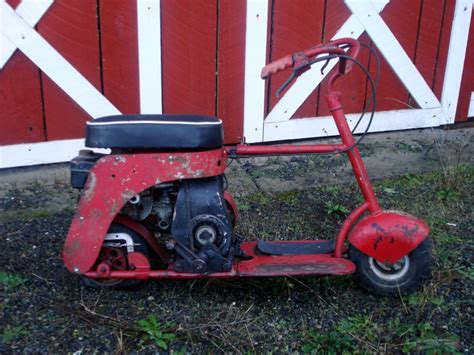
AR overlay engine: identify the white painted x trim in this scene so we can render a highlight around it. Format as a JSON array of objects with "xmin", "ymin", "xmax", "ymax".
[
  {"xmin": 0, "ymin": 0, "xmax": 53, "ymax": 68},
  {"xmin": 1, "ymin": 0, "xmax": 120, "ymax": 118}
]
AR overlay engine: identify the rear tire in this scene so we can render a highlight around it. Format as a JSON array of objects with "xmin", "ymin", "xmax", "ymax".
[
  {"xmin": 348, "ymin": 240, "xmax": 432, "ymax": 296},
  {"xmin": 81, "ymin": 223, "xmax": 151, "ymax": 289}
]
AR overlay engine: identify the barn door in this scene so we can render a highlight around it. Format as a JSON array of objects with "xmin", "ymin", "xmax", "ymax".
[{"xmin": 243, "ymin": 0, "xmax": 473, "ymax": 143}]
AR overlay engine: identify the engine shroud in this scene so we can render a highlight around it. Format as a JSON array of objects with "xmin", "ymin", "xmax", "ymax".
[{"xmin": 171, "ymin": 177, "xmax": 233, "ymax": 273}]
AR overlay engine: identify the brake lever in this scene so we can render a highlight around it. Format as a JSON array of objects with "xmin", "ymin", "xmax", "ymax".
[
  {"xmin": 321, "ymin": 57, "xmax": 331, "ymax": 75},
  {"xmin": 276, "ymin": 52, "xmax": 311, "ymax": 98}
]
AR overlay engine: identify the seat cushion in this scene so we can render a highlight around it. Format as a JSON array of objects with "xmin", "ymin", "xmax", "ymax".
[{"xmin": 85, "ymin": 114, "xmax": 223, "ymax": 149}]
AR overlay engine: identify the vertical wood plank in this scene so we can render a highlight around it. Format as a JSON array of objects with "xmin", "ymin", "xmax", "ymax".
[
  {"xmin": 412, "ymin": 2, "xmax": 444, "ymax": 96},
  {"xmin": 37, "ymin": 0, "xmax": 101, "ymax": 140},
  {"xmin": 0, "ymin": 54, "xmax": 45, "ymax": 144},
  {"xmin": 455, "ymin": 15, "xmax": 474, "ymax": 121},
  {"xmin": 432, "ymin": 0, "xmax": 455, "ymax": 101},
  {"xmin": 99, "ymin": 0, "xmax": 140, "ymax": 114},
  {"xmin": 368, "ymin": 0, "xmax": 422, "ymax": 111},
  {"xmin": 0, "ymin": 0, "xmax": 45, "ymax": 144},
  {"xmin": 267, "ymin": 0, "xmax": 325, "ymax": 118},
  {"xmin": 318, "ymin": 0, "xmax": 371, "ymax": 117},
  {"xmin": 217, "ymin": 0, "xmax": 246, "ymax": 143},
  {"xmin": 161, "ymin": 0, "xmax": 217, "ymax": 115}
]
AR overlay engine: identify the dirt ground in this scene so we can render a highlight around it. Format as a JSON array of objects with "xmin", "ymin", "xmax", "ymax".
[{"xmin": 0, "ymin": 127, "xmax": 473, "ymax": 353}]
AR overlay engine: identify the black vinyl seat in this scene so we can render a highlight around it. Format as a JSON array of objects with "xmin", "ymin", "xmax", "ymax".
[{"xmin": 85, "ymin": 114, "xmax": 223, "ymax": 150}]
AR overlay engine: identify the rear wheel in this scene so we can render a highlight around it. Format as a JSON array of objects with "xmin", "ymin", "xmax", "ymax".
[
  {"xmin": 81, "ymin": 223, "xmax": 151, "ymax": 289},
  {"xmin": 348, "ymin": 240, "xmax": 432, "ymax": 296}
]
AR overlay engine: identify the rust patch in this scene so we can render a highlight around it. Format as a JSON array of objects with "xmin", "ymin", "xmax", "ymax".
[
  {"xmin": 255, "ymin": 262, "xmax": 348, "ymax": 274},
  {"xmin": 121, "ymin": 189, "xmax": 136, "ymax": 203},
  {"xmin": 170, "ymin": 156, "xmax": 187, "ymax": 164},
  {"xmin": 110, "ymin": 199, "xmax": 120, "ymax": 216},
  {"xmin": 401, "ymin": 224, "xmax": 419, "ymax": 238},
  {"xmin": 113, "ymin": 155, "xmax": 127, "ymax": 165},
  {"xmin": 82, "ymin": 172, "xmax": 97, "ymax": 202},
  {"xmin": 64, "ymin": 239, "xmax": 82, "ymax": 254}
]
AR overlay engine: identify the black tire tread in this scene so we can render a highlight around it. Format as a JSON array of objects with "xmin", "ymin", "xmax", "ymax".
[{"xmin": 349, "ymin": 240, "xmax": 432, "ymax": 297}]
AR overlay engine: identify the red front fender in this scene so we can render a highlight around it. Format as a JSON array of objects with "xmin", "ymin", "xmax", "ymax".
[{"xmin": 348, "ymin": 211, "xmax": 429, "ymax": 264}]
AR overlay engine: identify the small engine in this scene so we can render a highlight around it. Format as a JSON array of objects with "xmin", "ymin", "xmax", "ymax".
[{"xmin": 120, "ymin": 176, "xmax": 235, "ymax": 273}]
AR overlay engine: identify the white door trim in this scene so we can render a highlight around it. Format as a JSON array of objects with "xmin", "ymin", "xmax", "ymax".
[{"xmin": 137, "ymin": 0, "xmax": 163, "ymax": 114}]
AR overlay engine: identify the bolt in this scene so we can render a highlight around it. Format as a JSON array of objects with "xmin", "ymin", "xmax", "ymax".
[
  {"xmin": 73, "ymin": 268, "xmax": 80, "ymax": 273},
  {"xmin": 165, "ymin": 240, "xmax": 176, "ymax": 250},
  {"xmin": 222, "ymin": 260, "xmax": 232, "ymax": 271},
  {"xmin": 174, "ymin": 261, "xmax": 183, "ymax": 272},
  {"xmin": 99, "ymin": 266, "xmax": 107, "ymax": 273},
  {"xmin": 79, "ymin": 216, "xmax": 84, "ymax": 220}
]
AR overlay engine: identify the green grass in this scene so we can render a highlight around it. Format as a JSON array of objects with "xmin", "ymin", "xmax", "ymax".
[
  {"xmin": 1, "ymin": 325, "xmax": 29, "ymax": 345},
  {"xmin": 0, "ymin": 271, "xmax": 26, "ymax": 291}
]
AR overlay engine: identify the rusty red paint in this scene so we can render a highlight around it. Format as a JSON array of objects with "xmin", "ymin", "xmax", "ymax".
[
  {"xmin": 348, "ymin": 211, "xmax": 430, "ymax": 264},
  {"xmin": 65, "ymin": 37, "xmax": 431, "ymax": 284},
  {"xmin": 127, "ymin": 252, "xmax": 150, "ymax": 270},
  {"xmin": 334, "ymin": 202, "xmax": 369, "ymax": 258},
  {"xmin": 223, "ymin": 191, "xmax": 238, "ymax": 226},
  {"xmin": 63, "ymin": 149, "xmax": 227, "ymax": 274},
  {"xmin": 83, "ymin": 241, "xmax": 355, "ymax": 279}
]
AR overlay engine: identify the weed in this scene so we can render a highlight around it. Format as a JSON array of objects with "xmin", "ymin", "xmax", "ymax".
[
  {"xmin": 246, "ymin": 191, "xmax": 271, "ymax": 206},
  {"xmin": 399, "ymin": 173, "xmax": 424, "ymax": 188},
  {"xmin": 302, "ymin": 315, "xmax": 376, "ymax": 353},
  {"xmin": 302, "ymin": 329, "xmax": 354, "ymax": 354},
  {"xmin": 274, "ymin": 191, "xmax": 299, "ymax": 206},
  {"xmin": 236, "ymin": 201, "xmax": 251, "ymax": 211},
  {"xmin": 0, "ymin": 271, "xmax": 26, "ymax": 291},
  {"xmin": 435, "ymin": 189, "xmax": 460, "ymax": 202},
  {"xmin": 325, "ymin": 201, "xmax": 350, "ymax": 216},
  {"xmin": 136, "ymin": 315, "xmax": 176, "ymax": 349},
  {"xmin": 322, "ymin": 185, "xmax": 342, "ymax": 196},
  {"xmin": 458, "ymin": 267, "xmax": 474, "ymax": 281},
  {"xmin": 398, "ymin": 322, "xmax": 460, "ymax": 354},
  {"xmin": 337, "ymin": 314, "xmax": 376, "ymax": 341},
  {"xmin": 1, "ymin": 325, "xmax": 29, "ymax": 345},
  {"xmin": 406, "ymin": 292, "xmax": 444, "ymax": 307}
]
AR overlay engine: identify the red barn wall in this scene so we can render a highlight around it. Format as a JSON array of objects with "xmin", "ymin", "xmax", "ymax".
[{"xmin": 0, "ymin": 0, "xmax": 472, "ymax": 148}]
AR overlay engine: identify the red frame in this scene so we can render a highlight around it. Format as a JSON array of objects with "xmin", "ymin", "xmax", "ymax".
[{"xmin": 63, "ymin": 38, "xmax": 429, "ymax": 280}]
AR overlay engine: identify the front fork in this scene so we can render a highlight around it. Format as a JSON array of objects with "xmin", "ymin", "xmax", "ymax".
[
  {"xmin": 327, "ymin": 89, "xmax": 429, "ymax": 262},
  {"xmin": 326, "ymin": 91, "xmax": 381, "ymax": 214}
]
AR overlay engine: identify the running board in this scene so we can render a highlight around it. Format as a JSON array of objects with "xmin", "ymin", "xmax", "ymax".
[{"xmin": 257, "ymin": 240, "xmax": 335, "ymax": 255}]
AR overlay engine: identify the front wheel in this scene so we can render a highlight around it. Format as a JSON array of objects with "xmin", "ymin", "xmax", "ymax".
[{"xmin": 348, "ymin": 240, "xmax": 432, "ymax": 296}]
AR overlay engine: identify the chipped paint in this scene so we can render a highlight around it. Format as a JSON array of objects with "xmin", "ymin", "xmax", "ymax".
[
  {"xmin": 349, "ymin": 211, "xmax": 429, "ymax": 264},
  {"xmin": 82, "ymin": 172, "xmax": 96, "ymax": 202},
  {"xmin": 113, "ymin": 155, "xmax": 127, "ymax": 164},
  {"xmin": 63, "ymin": 149, "xmax": 227, "ymax": 274}
]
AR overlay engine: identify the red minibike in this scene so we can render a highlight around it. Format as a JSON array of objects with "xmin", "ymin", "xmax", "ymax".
[{"xmin": 63, "ymin": 38, "xmax": 431, "ymax": 296}]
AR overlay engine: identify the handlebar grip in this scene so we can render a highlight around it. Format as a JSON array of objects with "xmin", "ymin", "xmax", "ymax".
[
  {"xmin": 260, "ymin": 38, "xmax": 361, "ymax": 80},
  {"xmin": 261, "ymin": 55, "xmax": 293, "ymax": 79}
]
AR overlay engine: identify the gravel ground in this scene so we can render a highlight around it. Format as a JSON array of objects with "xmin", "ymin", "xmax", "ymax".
[{"xmin": 0, "ymin": 161, "xmax": 473, "ymax": 353}]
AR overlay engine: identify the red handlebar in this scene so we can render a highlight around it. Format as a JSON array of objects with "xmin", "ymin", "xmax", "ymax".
[{"xmin": 261, "ymin": 38, "xmax": 360, "ymax": 79}]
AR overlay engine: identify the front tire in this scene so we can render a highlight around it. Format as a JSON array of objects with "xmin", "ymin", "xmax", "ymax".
[{"xmin": 348, "ymin": 240, "xmax": 432, "ymax": 296}]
